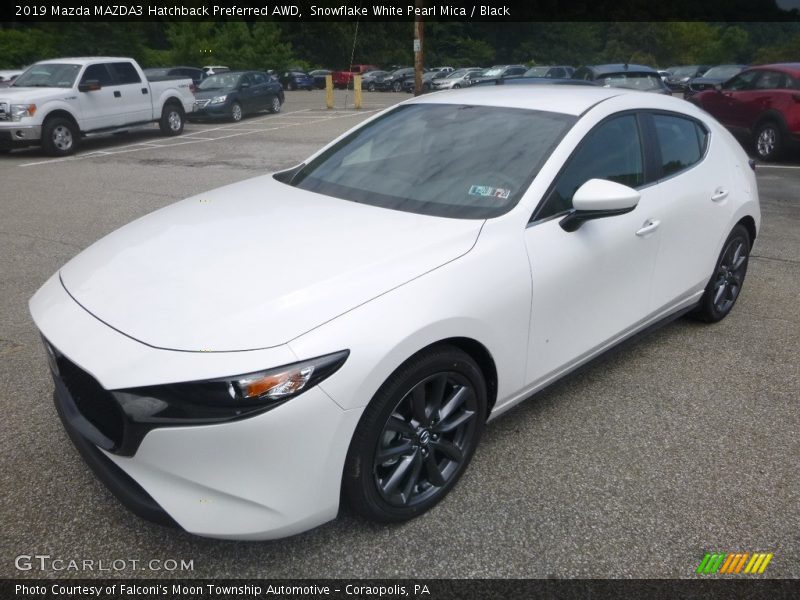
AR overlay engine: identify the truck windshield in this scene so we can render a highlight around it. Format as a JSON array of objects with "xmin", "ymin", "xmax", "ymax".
[{"xmin": 14, "ymin": 64, "xmax": 81, "ymax": 88}]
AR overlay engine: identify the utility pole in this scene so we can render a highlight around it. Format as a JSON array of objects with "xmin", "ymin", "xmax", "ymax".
[{"xmin": 414, "ymin": 0, "xmax": 424, "ymax": 96}]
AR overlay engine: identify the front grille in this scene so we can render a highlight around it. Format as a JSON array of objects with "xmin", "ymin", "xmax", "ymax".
[
  {"xmin": 193, "ymin": 99, "xmax": 210, "ymax": 109},
  {"xmin": 56, "ymin": 354, "xmax": 125, "ymax": 449}
]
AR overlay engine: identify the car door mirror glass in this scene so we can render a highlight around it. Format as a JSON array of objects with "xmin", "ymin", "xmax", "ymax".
[{"xmin": 78, "ymin": 80, "xmax": 101, "ymax": 92}]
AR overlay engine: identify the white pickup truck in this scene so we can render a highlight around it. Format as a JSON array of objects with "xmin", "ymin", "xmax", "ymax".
[{"xmin": 0, "ymin": 57, "xmax": 195, "ymax": 156}]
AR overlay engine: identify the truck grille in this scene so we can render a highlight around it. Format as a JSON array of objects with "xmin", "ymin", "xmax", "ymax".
[{"xmin": 0, "ymin": 103, "xmax": 8, "ymax": 121}]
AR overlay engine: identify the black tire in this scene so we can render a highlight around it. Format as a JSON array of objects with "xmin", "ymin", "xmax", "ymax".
[
  {"xmin": 268, "ymin": 96, "xmax": 282, "ymax": 114},
  {"xmin": 392, "ymin": 80, "xmax": 402, "ymax": 92},
  {"xmin": 343, "ymin": 345, "xmax": 487, "ymax": 523},
  {"xmin": 693, "ymin": 224, "xmax": 751, "ymax": 323},
  {"xmin": 452, "ymin": 83, "xmax": 461, "ymax": 89},
  {"xmin": 229, "ymin": 102, "xmax": 243, "ymax": 122},
  {"xmin": 159, "ymin": 103, "xmax": 184, "ymax": 136},
  {"xmin": 753, "ymin": 121, "xmax": 783, "ymax": 162},
  {"xmin": 41, "ymin": 117, "xmax": 79, "ymax": 156}
]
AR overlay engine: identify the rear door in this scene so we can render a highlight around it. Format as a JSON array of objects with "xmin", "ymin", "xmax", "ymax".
[
  {"xmin": 643, "ymin": 112, "xmax": 731, "ymax": 310},
  {"xmin": 249, "ymin": 72, "xmax": 270, "ymax": 111},
  {"xmin": 109, "ymin": 61, "xmax": 152, "ymax": 125}
]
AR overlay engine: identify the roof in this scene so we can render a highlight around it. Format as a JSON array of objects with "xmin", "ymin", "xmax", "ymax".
[
  {"xmin": 753, "ymin": 63, "xmax": 800, "ymax": 76},
  {"xmin": 35, "ymin": 57, "xmax": 134, "ymax": 65},
  {"xmin": 409, "ymin": 85, "xmax": 629, "ymax": 116}
]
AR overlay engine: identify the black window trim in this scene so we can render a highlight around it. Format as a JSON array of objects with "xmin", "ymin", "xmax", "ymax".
[
  {"xmin": 528, "ymin": 110, "xmax": 654, "ymax": 226},
  {"xmin": 80, "ymin": 62, "xmax": 116, "ymax": 87},
  {"xmin": 643, "ymin": 109, "xmax": 711, "ymax": 183}
]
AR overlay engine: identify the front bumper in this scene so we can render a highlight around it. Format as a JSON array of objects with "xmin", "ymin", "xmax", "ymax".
[
  {"xmin": 31, "ymin": 273, "xmax": 364, "ymax": 540},
  {"xmin": 189, "ymin": 101, "xmax": 232, "ymax": 119},
  {"xmin": 0, "ymin": 124, "xmax": 42, "ymax": 148}
]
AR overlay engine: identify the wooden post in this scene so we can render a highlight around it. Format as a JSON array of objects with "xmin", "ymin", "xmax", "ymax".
[
  {"xmin": 414, "ymin": 0, "xmax": 424, "ymax": 96},
  {"xmin": 325, "ymin": 74, "xmax": 334, "ymax": 109}
]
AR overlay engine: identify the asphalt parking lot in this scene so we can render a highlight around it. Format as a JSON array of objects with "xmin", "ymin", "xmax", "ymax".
[{"xmin": 0, "ymin": 89, "xmax": 798, "ymax": 579}]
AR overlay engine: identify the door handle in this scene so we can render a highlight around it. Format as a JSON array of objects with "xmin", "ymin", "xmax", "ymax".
[
  {"xmin": 711, "ymin": 188, "xmax": 729, "ymax": 202},
  {"xmin": 141, "ymin": 87, "xmax": 148, "ymax": 95},
  {"xmin": 635, "ymin": 219, "xmax": 660, "ymax": 237},
  {"xmin": 113, "ymin": 90, "xmax": 121, "ymax": 98}
]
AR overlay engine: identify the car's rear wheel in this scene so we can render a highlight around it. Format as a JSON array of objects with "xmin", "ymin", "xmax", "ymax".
[
  {"xmin": 230, "ymin": 102, "xmax": 243, "ymax": 122},
  {"xmin": 42, "ymin": 117, "xmax": 79, "ymax": 156},
  {"xmin": 693, "ymin": 224, "xmax": 750, "ymax": 323},
  {"xmin": 343, "ymin": 345, "xmax": 487, "ymax": 522},
  {"xmin": 368, "ymin": 83, "xmax": 376, "ymax": 92},
  {"xmin": 159, "ymin": 103, "xmax": 184, "ymax": 136},
  {"xmin": 753, "ymin": 121, "xmax": 783, "ymax": 162}
]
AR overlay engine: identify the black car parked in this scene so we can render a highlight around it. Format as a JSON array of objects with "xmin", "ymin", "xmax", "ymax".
[
  {"xmin": 683, "ymin": 64, "xmax": 747, "ymax": 99},
  {"xmin": 380, "ymin": 67, "xmax": 415, "ymax": 92},
  {"xmin": 309, "ymin": 69, "xmax": 331, "ymax": 89},
  {"xmin": 665, "ymin": 65, "xmax": 711, "ymax": 92},
  {"xmin": 280, "ymin": 70, "xmax": 315, "ymax": 91},
  {"xmin": 190, "ymin": 71, "xmax": 284, "ymax": 122},
  {"xmin": 523, "ymin": 65, "xmax": 575, "ymax": 79},
  {"xmin": 470, "ymin": 65, "xmax": 528, "ymax": 85}
]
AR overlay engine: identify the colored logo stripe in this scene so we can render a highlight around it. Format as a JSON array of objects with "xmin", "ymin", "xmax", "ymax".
[{"xmin": 697, "ymin": 552, "xmax": 773, "ymax": 574}]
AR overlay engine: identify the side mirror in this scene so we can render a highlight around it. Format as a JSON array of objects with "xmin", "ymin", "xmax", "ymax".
[
  {"xmin": 559, "ymin": 179, "xmax": 640, "ymax": 232},
  {"xmin": 78, "ymin": 80, "xmax": 101, "ymax": 92}
]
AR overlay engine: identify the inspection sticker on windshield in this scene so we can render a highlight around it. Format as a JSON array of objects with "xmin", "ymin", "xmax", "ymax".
[{"xmin": 469, "ymin": 185, "xmax": 511, "ymax": 199}]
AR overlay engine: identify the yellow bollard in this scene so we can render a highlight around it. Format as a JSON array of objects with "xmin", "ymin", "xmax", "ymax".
[
  {"xmin": 325, "ymin": 74, "xmax": 334, "ymax": 109},
  {"xmin": 353, "ymin": 75, "xmax": 362, "ymax": 109}
]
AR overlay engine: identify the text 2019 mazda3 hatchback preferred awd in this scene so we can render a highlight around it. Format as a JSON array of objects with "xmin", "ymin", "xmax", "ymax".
[{"xmin": 30, "ymin": 87, "xmax": 760, "ymax": 540}]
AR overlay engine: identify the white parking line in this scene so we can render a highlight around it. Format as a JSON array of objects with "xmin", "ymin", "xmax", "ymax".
[{"xmin": 19, "ymin": 109, "xmax": 379, "ymax": 168}]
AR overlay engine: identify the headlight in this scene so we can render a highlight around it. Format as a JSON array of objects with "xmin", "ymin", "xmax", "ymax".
[
  {"xmin": 210, "ymin": 95, "xmax": 228, "ymax": 104},
  {"xmin": 10, "ymin": 104, "xmax": 36, "ymax": 121},
  {"xmin": 112, "ymin": 350, "xmax": 349, "ymax": 425}
]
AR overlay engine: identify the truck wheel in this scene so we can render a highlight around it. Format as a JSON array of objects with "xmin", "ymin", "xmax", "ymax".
[
  {"xmin": 42, "ymin": 117, "xmax": 79, "ymax": 156},
  {"xmin": 159, "ymin": 103, "xmax": 185, "ymax": 136}
]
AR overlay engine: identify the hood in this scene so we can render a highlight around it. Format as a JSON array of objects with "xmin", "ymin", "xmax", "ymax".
[
  {"xmin": 194, "ymin": 87, "xmax": 236, "ymax": 100},
  {"xmin": 0, "ymin": 87, "xmax": 72, "ymax": 102},
  {"xmin": 60, "ymin": 175, "xmax": 484, "ymax": 352}
]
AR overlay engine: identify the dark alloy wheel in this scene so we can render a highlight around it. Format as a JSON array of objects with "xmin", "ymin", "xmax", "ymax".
[
  {"xmin": 268, "ymin": 96, "xmax": 282, "ymax": 114},
  {"xmin": 694, "ymin": 224, "xmax": 750, "ymax": 323},
  {"xmin": 753, "ymin": 121, "xmax": 783, "ymax": 162},
  {"xmin": 343, "ymin": 346, "xmax": 487, "ymax": 522},
  {"xmin": 392, "ymin": 80, "xmax": 402, "ymax": 92}
]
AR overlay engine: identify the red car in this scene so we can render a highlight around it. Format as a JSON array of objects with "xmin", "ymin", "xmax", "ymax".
[{"xmin": 690, "ymin": 63, "xmax": 800, "ymax": 161}]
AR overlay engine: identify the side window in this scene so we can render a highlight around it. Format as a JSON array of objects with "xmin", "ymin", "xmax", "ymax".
[
  {"xmin": 110, "ymin": 62, "xmax": 141, "ymax": 85},
  {"xmin": 536, "ymin": 115, "xmax": 644, "ymax": 220},
  {"xmin": 723, "ymin": 71, "xmax": 759, "ymax": 91},
  {"xmin": 252, "ymin": 73, "xmax": 267, "ymax": 85},
  {"xmin": 653, "ymin": 114, "xmax": 706, "ymax": 177},
  {"xmin": 754, "ymin": 70, "xmax": 786, "ymax": 90},
  {"xmin": 80, "ymin": 64, "xmax": 114, "ymax": 86}
]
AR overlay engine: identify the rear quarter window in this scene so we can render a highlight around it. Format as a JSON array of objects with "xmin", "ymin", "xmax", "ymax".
[{"xmin": 653, "ymin": 114, "xmax": 708, "ymax": 177}]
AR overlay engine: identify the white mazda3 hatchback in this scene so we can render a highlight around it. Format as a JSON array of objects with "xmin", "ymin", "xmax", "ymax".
[{"xmin": 30, "ymin": 86, "xmax": 760, "ymax": 540}]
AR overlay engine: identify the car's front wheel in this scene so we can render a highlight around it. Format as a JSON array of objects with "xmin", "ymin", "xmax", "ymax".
[
  {"xmin": 268, "ymin": 96, "xmax": 282, "ymax": 113},
  {"xmin": 343, "ymin": 345, "xmax": 487, "ymax": 522},
  {"xmin": 392, "ymin": 81, "xmax": 402, "ymax": 92},
  {"xmin": 753, "ymin": 121, "xmax": 783, "ymax": 162},
  {"xmin": 694, "ymin": 224, "xmax": 751, "ymax": 323},
  {"xmin": 230, "ymin": 102, "xmax": 243, "ymax": 122}
]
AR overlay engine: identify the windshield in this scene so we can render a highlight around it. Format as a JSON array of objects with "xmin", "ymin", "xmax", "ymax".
[
  {"xmin": 525, "ymin": 67, "xmax": 549, "ymax": 77},
  {"xmin": 13, "ymin": 63, "xmax": 81, "ymax": 88},
  {"xmin": 671, "ymin": 66, "xmax": 698, "ymax": 77},
  {"xmin": 600, "ymin": 73, "xmax": 664, "ymax": 91},
  {"xmin": 447, "ymin": 69, "xmax": 470, "ymax": 79},
  {"xmin": 286, "ymin": 104, "xmax": 576, "ymax": 219},
  {"xmin": 703, "ymin": 66, "xmax": 741, "ymax": 79},
  {"xmin": 198, "ymin": 73, "xmax": 241, "ymax": 90}
]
